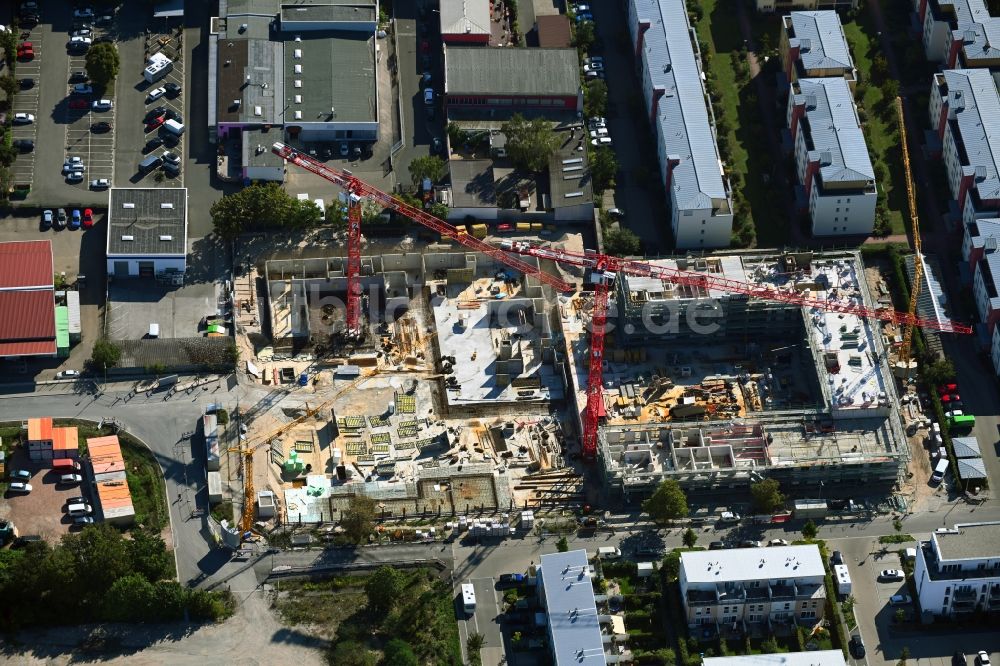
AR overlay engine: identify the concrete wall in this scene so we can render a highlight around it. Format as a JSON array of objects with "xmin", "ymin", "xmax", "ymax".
[{"xmin": 106, "ymin": 256, "xmax": 186, "ymax": 277}]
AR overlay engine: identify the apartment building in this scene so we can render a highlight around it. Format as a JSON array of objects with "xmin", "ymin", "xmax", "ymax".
[
  {"xmin": 928, "ymin": 69, "xmax": 1000, "ymax": 230},
  {"xmin": 780, "ymin": 11, "xmax": 857, "ymax": 90},
  {"xmin": 627, "ymin": 0, "xmax": 734, "ymax": 249},
  {"xmin": 787, "ymin": 77, "xmax": 877, "ymax": 236},
  {"xmin": 757, "ymin": 0, "xmax": 858, "ymax": 13},
  {"xmin": 679, "ymin": 545, "xmax": 827, "ymax": 630},
  {"xmin": 973, "ymin": 252, "xmax": 1000, "ymax": 334},
  {"xmin": 913, "ymin": 522, "xmax": 1000, "ymax": 618},
  {"xmin": 962, "ymin": 218, "xmax": 1000, "ymax": 266},
  {"xmin": 914, "ymin": 0, "xmax": 1000, "ymax": 67}
]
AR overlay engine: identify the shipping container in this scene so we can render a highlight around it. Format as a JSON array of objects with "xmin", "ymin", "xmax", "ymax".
[
  {"xmin": 470, "ymin": 223, "xmax": 488, "ymax": 239},
  {"xmin": 66, "ymin": 290, "xmax": 81, "ymax": 338},
  {"xmin": 516, "ymin": 222, "xmax": 531, "ymax": 232},
  {"xmin": 52, "ymin": 458, "xmax": 81, "ymax": 471}
]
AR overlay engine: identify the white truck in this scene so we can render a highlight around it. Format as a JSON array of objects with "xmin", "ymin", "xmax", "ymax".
[
  {"xmin": 461, "ymin": 583, "xmax": 476, "ymax": 615},
  {"xmin": 834, "ymin": 564, "xmax": 852, "ymax": 596}
]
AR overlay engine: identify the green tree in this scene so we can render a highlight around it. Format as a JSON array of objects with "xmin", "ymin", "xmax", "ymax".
[
  {"xmin": 556, "ymin": 536, "xmax": 570, "ymax": 552},
  {"xmin": 408, "ymin": 155, "xmax": 447, "ymax": 188},
  {"xmin": 500, "ymin": 114, "xmax": 560, "ymax": 173},
  {"xmin": 871, "ymin": 54, "xmax": 889, "ymax": 84},
  {"xmin": 604, "ymin": 227, "xmax": 641, "ymax": 256},
  {"xmin": 210, "ymin": 183, "xmax": 314, "ymax": 239},
  {"xmin": 0, "ymin": 30, "xmax": 17, "ymax": 64},
  {"xmin": 0, "ymin": 75, "xmax": 18, "ymax": 101},
  {"xmin": 881, "ymin": 80, "xmax": 900, "ymax": 105},
  {"xmin": 574, "ymin": 21, "xmax": 596, "ymax": 52},
  {"xmin": 642, "ymin": 479, "xmax": 689, "ymax": 524},
  {"xmin": 330, "ymin": 640, "xmax": 377, "ymax": 666},
  {"xmin": 85, "ymin": 42, "xmax": 121, "ymax": 88},
  {"xmin": 923, "ymin": 358, "xmax": 955, "ymax": 386},
  {"xmin": 447, "ymin": 121, "xmax": 469, "ymax": 147},
  {"xmin": 90, "ymin": 338, "xmax": 121, "ymax": 371},
  {"xmin": 590, "ymin": 147, "xmax": 617, "ymax": 195},
  {"xmin": 365, "ymin": 566, "xmax": 402, "ymax": 616},
  {"xmin": 325, "ymin": 202, "xmax": 348, "ymax": 229},
  {"xmin": 382, "ymin": 638, "xmax": 418, "ymax": 666},
  {"xmin": 802, "ymin": 519, "xmax": 818, "ymax": 540},
  {"xmin": 682, "ymin": 528, "xmax": 698, "ymax": 548},
  {"xmin": 128, "ymin": 529, "xmax": 174, "ymax": 583},
  {"xmin": 467, "ymin": 632, "xmax": 486, "ymax": 652},
  {"xmin": 0, "ymin": 142, "xmax": 16, "ymax": 168},
  {"xmin": 101, "ymin": 574, "xmax": 158, "ymax": 622},
  {"xmin": 341, "ymin": 494, "xmax": 377, "ymax": 543},
  {"xmin": 750, "ymin": 479, "xmax": 786, "ymax": 514},
  {"xmin": 584, "ymin": 79, "xmax": 608, "ymax": 118},
  {"xmin": 661, "ymin": 551, "xmax": 681, "ymax": 582}
]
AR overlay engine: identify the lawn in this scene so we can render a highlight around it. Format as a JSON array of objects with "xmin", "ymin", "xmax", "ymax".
[{"xmin": 841, "ymin": 17, "xmax": 909, "ymax": 235}]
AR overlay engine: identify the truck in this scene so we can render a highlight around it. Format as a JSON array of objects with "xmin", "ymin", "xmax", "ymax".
[
  {"xmin": 834, "ymin": 564, "xmax": 852, "ymax": 596},
  {"xmin": 461, "ymin": 583, "xmax": 476, "ymax": 615}
]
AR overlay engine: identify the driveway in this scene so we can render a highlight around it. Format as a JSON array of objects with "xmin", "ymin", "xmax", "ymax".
[{"xmin": 457, "ymin": 575, "xmax": 507, "ymax": 666}]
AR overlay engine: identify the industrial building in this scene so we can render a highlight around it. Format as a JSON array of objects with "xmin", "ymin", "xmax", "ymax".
[
  {"xmin": 105, "ymin": 188, "xmax": 189, "ymax": 279},
  {"xmin": 627, "ymin": 0, "xmax": 734, "ymax": 249},
  {"xmin": 780, "ymin": 11, "xmax": 856, "ymax": 90},
  {"xmin": 679, "ymin": 545, "xmax": 827, "ymax": 630},
  {"xmin": 443, "ymin": 47, "xmax": 582, "ymax": 113},
  {"xmin": 913, "ymin": 522, "xmax": 1000, "ymax": 618},
  {"xmin": 0, "ymin": 240, "xmax": 58, "ymax": 359},
  {"xmin": 557, "ymin": 249, "xmax": 907, "ymax": 498},
  {"xmin": 440, "ymin": 0, "xmax": 490, "ymax": 45},
  {"xmin": 914, "ymin": 0, "xmax": 1000, "ymax": 67},
  {"xmin": 787, "ymin": 77, "xmax": 877, "ymax": 236}
]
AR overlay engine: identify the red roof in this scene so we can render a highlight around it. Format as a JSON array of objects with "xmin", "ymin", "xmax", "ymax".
[
  {"xmin": 0, "ymin": 240, "xmax": 53, "ymax": 289},
  {"xmin": 0, "ymin": 291, "xmax": 55, "ymax": 340},
  {"xmin": 0, "ymin": 340, "xmax": 57, "ymax": 356}
]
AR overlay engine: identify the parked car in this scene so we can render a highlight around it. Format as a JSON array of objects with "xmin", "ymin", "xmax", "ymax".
[
  {"xmin": 583, "ymin": 62, "xmax": 604, "ymax": 72},
  {"xmin": 143, "ymin": 137, "xmax": 164, "ymax": 153},
  {"xmin": 145, "ymin": 115, "xmax": 166, "ymax": 131},
  {"xmin": 164, "ymin": 108, "xmax": 182, "ymax": 122},
  {"xmin": 938, "ymin": 383, "xmax": 958, "ymax": 394},
  {"xmin": 72, "ymin": 83, "xmax": 93, "ymax": 94},
  {"xmin": 978, "ymin": 653, "xmax": 991, "ymax": 666},
  {"xmin": 954, "ymin": 653, "xmax": 968, "ymax": 666},
  {"xmin": 591, "ymin": 136, "xmax": 612, "ymax": 147},
  {"xmin": 431, "ymin": 137, "xmax": 443, "ymax": 154},
  {"xmin": 9, "ymin": 469, "xmax": 31, "ymax": 481},
  {"xmin": 879, "ymin": 569, "xmax": 905, "ymax": 581},
  {"xmin": 63, "ymin": 156, "xmax": 85, "ymax": 171},
  {"xmin": 20, "ymin": 77, "xmax": 34, "ymax": 89},
  {"xmin": 66, "ymin": 172, "xmax": 84, "ymax": 183},
  {"xmin": 92, "ymin": 99, "xmax": 113, "ymax": 111},
  {"xmin": 161, "ymin": 131, "xmax": 180, "ymax": 147},
  {"xmin": 831, "ymin": 550, "xmax": 844, "ymax": 565},
  {"xmin": 162, "ymin": 151, "xmax": 181, "ymax": 165},
  {"xmin": 66, "ymin": 496, "xmax": 88, "ymax": 506},
  {"xmin": 163, "ymin": 161, "xmax": 181, "ymax": 177},
  {"xmin": 709, "ymin": 541, "xmax": 726, "ymax": 550},
  {"xmin": 739, "ymin": 540, "xmax": 762, "ymax": 548},
  {"xmin": 56, "ymin": 209, "xmax": 67, "ymax": 229},
  {"xmin": 13, "ymin": 112, "xmax": 34, "ymax": 124},
  {"xmin": 59, "ymin": 474, "xmax": 83, "ymax": 485},
  {"xmin": 13, "ymin": 139, "xmax": 34, "ymax": 152},
  {"xmin": 146, "ymin": 86, "xmax": 167, "ymax": 102},
  {"xmin": 164, "ymin": 82, "xmax": 182, "ymax": 96},
  {"xmin": 42, "ymin": 209, "xmax": 53, "ymax": 229},
  {"xmin": 56, "ymin": 369, "xmax": 81, "ymax": 378},
  {"xmin": 90, "ymin": 178, "xmax": 110, "ymax": 189},
  {"xmin": 575, "ymin": 12, "xmax": 594, "ymax": 22},
  {"xmin": 74, "ymin": 516, "xmax": 95, "ymax": 525},
  {"xmin": 69, "ymin": 98, "xmax": 89, "ymax": 109},
  {"xmin": 8, "ymin": 482, "xmax": 32, "ymax": 493},
  {"xmin": 17, "ymin": 42, "xmax": 34, "ymax": 60},
  {"xmin": 95, "ymin": 14, "xmax": 114, "ymax": 26},
  {"xmin": 73, "ymin": 8, "xmax": 94, "ymax": 19},
  {"xmin": 69, "ymin": 36, "xmax": 92, "ymax": 48},
  {"xmin": 91, "ymin": 121, "xmax": 112, "ymax": 133},
  {"xmin": 423, "ymin": 88, "xmax": 434, "ymax": 105},
  {"xmin": 68, "ymin": 210, "xmax": 82, "ymax": 230},
  {"xmin": 496, "ymin": 573, "xmax": 525, "ymax": 588},
  {"xmin": 71, "ymin": 28, "xmax": 92, "ymax": 37},
  {"xmin": 849, "ymin": 636, "xmax": 865, "ymax": 658},
  {"xmin": 889, "ymin": 594, "xmax": 912, "ymax": 605},
  {"xmin": 69, "ymin": 71, "xmax": 88, "ymax": 83}
]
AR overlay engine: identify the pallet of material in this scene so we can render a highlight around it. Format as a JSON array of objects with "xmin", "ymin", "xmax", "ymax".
[
  {"xmin": 368, "ymin": 414, "xmax": 391, "ymax": 428},
  {"xmin": 346, "ymin": 442, "xmax": 368, "ymax": 456},
  {"xmin": 371, "ymin": 432, "xmax": 392, "ymax": 446}
]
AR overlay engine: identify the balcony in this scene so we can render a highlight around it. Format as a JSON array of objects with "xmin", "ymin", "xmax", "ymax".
[
  {"xmin": 770, "ymin": 584, "xmax": 795, "ymax": 601},
  {"xmin": 687, "ymin": 589, "xmax": 718, "ymax": 606}
]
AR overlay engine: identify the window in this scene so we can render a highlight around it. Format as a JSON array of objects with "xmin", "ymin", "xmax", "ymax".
[
  {"xmin": 784, "ymin": 603, "xmax": 791, "ymax": 609},
  {"xmin": 801, "ymin": 610, "xmax": 816, "ymax": 620}
]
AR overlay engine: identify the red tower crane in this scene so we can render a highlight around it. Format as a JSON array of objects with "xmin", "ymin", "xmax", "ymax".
[{"xmin": 272, "ymin": 141, "xmax": 971, "ymax": 463}]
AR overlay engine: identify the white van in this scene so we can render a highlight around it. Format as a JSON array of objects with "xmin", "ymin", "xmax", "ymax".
[
  {"xmin": 67, "ymin": 502, "xmax": 93, "ymax": 517},
  {"xmin": 597, "ymin": 546, "xmax": 621, "ymax": 560},
  {"xmin": 163, "ymin": 119, "xmax": 185, "ymax": 136},
  {"xmin": 930, "ymin": 457, "xmax": 949, "ymax": 485},
  {"xmin": 461, "ymin": 583, "xmax": 476, "ymax": 614}
]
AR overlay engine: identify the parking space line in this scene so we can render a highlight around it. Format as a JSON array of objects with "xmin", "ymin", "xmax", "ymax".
[{"xmin": 11, "ymin": 22, "xmax": 45, "ymax": 184}]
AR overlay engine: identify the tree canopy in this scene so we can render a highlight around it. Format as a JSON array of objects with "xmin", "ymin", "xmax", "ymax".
[
  {"xmin": 341, "ymin": 494, "xmax": 377, "ymax": 543},
  {"xmin": 85, "ymin": 42, "xmax": 121, "ymax": 88},
  {"xmin": 682, "ymin": 528, "xmax": 698, "ymax": 548},
  {"xmin": 383, "ymin": 639, "xmax": 419, "ymax": 666},
  {"xmin": 604, "ymin": 227, "xmax": 641, "ymax": 256},
  {"xmin": 642, "ymin": 479, "xmax": 689, "ymax": 523},
  {"xmin": 89, "ymin": 338, "xmax": 121, "ymax": 371},
  {"xmin": 590, "ymin": 147, "xmax": 617, "ymax": 195},
  {"xmin": 365, "ymin": 566, "xmax": 402, "ymax": 616},
  {"xmin": 583, "ymin": 79, "xmax": 607, "ymax": 118},
  {"xmin": 408, "ymin": 155, "xmax": 447, "ymax": 188},
  {"xmin": 210, "ymin": 183, "xmax": 322, "ymax": 239},
  {"xmin": 750, "ymin": 479, "xmax": 786, "ymax": 514},
  {"xmin": 500, "ymin": 114, "xmax": 560, "ymax": 173}
]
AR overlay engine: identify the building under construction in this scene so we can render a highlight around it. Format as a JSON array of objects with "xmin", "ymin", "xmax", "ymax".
[{"xmin": 564, "ymin": 249, "xmax": 909, "ymax": 500}]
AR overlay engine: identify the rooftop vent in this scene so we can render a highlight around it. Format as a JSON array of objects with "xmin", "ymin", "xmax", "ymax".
[
  {"xmin": 294, "ymin": 80, "xmax": 302, "ymax": 88},
  {"xmin": 159, "ymin": 235, "xmax": 173, "ymax": 241},
  {"xmin": 254, "ymin": 105, "xmax": 263, "ymax": 116},
  {"xmin": 239, "ymin": 23, "xmax": 247, "ymax": 32},
  {"xmin": 121, "ymin": 235, "xmax": 134, "ymax": 241},
  {"xmin": 294, "ymin": 94, "xmax": 302, "ymax": 103},
  {"xmin": 122, "ymin": 203, "xmax": 135, "ymax": 209},
  {"xmin": 294, "ymin": 110, "xmax": 302, "ymax": 119},
  {"xmin": 160, "ymin": 203, "xmax": 174, "ymax": 209},
  {"xmin": 293, "ymin": 49, "xmax": 302, "ymax": 59},
  {"xmin": 294, "ymin": 64, "xmax": 302, "ymax": 74}
]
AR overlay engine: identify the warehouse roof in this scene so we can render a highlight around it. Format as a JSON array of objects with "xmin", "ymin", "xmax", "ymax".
[
  {"xmin": 681, "ymin": 545, "xmax": 826, "ymax": 583},
  {"xmin": 440, "ymin": 0, "xmax": 490, "ymax": 36},
  {"xmin": 537, "ymin": 14, "xmax": 572, "ymax": 47},
  {"xmin": 938, "ymin": 69, "xmax": 1000, "ymax": 203},
  {"xmin": 636, "ymin": 0, "xmax": 728, "ymax": 211},
  {"xmin": 106, "ymin": 188, "xmax": 188, "ymax": 257},
  {"xmin": 444, "ymin": 47, "xmax": 580, "ymax": 97},
  {"xmin": 796, "ymin": 77, "xmax": 875, "ymax": 185},
  {"xmin": 280, "ymin": 0, "xmax": 377, "ymax": 25},
  {"xmin": 449, "ymin": 159, "xmax": 497, "ymax": 208},
  {"xmin": 282, "ymin": 30, "xmax": 376, "ymax": 123},
  {"xmin": 548, "ymin": 142, "xmax": 594, "ymax": 208},
  {"xmin": 787, "ymin": 11, "xmax": 854, "ymax": 73},
  {"xmin": 0, "ymin": 240, "xmax": 54, "ymax": 290},
  {"xmin": 0, "ymin": 291, "xmax": 56, "ymax": 357},
  {"xmin": 539, "ymin": 550, "xmax": 606, "ymax": 666}
]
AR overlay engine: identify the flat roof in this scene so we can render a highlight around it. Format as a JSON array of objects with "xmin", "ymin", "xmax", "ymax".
[
  {"xmin": 796, "ymin": 78, "xmax": 874, "ymax": 186},
  {"xmin": 537, "ymin": 14, "xmax": 572, "ymax": 47},
  {"xmin": 549, "ymin": 140, "xmax": 594, "ymax": 207},
  {"xmin": 787, "ymin": 11, "xmax": 854, "ymax": 73},
  {"xmin": 635, "ymin": 0, "xmax": 729, "ymax": 211},
  {"xmin": 107, "ymin": 188, "xmax": 188, "ymax": 257},
  {"xmin": 243, "ymin": 128, "xmax": 287, "ymax": 167},
  {"xmin": 0, "ymin": 240, "xmax": 54, "ymax": 290},
  {"xmin": 280, "ymin": 0, "xmax": 377, "ymax": 25},
  {"xmin": 682, "ymin": 545, "xmax": 825, "ymax": 583},
  {"xmin": 283, "ymin": 30, "xmax": 376, "ymax": 123},
  {"xmin": 539, "ymin": 550, "xmax": 606, "ymax": 666},
  {"xmin": 934, "ymin": 522, "xmax": 1000, "ymax": 560},
  {"xmin": 937, "ymin": 69, "xmax": 1000, "ymax": 202},
  {"xmin": 440, "ymin": 0, "xmax": 490, "ymax": 36},
  {"xmin": 224, "ymin": 0, "xmax": 281, "ymax": 16},
  {"xmin": 449, "ymin": 159, "xmax": 497, "ymax": 207},
  {"xmin": 28, "ymin": 418, "xmax": 53, "ymax": 442},
  {"xmin": 705, "ymin": 652, "xmax": 847, "ymax": 666},
  {"xmin": 444, "ymin": 47, "xmax": 580, "ymax": 97}
]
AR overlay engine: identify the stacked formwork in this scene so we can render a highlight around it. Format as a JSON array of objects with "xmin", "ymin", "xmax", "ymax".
[
  {"xmin": 469, "ymin": 517, "xmax": 512, "ymax": 538},
  {"xmin": 520, "ymin": 510, "xmax": 535, "ymax": 530}
]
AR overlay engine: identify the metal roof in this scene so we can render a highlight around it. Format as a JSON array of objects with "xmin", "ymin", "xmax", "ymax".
[
  {"xmin": 940, "ymin": 69, "xmax": 1000, "ymax": 201},
  {"xmin": 538, "ymin": 550, "xmax": 606, "ymax": 666},
  {"xmin": 681, "ymin": 545, "xmax": 826, "ymax": 583},
  {"xmin": 796, "ymin": 77, "xmax": 874, "ymax": 184},
  {"xmin": 952, "ymin": 436, "xmax": 982, "ymax": 458},
  {"xmin": 957, "ymin": 457, "xmax": 987, "ymax": 479},
  {"xmin": 106, "ymin": 188, "xmax": 188, "ymax": 257},
  {"xmin": 440, "ymin": 0, "xmax": 491, "ymax": 36},
  {"xmin": 927, "ymin": 0, "xmax": 1000, "ymax": 63},
  {"xmin": 704, "ymin": 652, "xmax": 847, "ymax": 666},
  {"xmin": 280, "ymin": 0, "xmax": 377, "ymax": 25},
  {"xmin": 788, "ymin": 11, "xmax": 853, "ymax": 73},
  {"xmin": 444, "ymin": 47, "xmax": 580, "ymax": 97},
  {"xmin": 282, "ymin": 30, "xmax": 376, "ymax": 123},
  {"xmin": 966, "ymin": 218, "xmax": 1000, "ymax": 250},
  {"xmin": 548, "ymin": 138, "xmax": 594, "ymax": 207},
  {"xmin": 0, "ymin": 291, "xmax": 55, "ymax": 356},
  {"xmin": 0, "ymin": 240, "xmax": 54, "ymax": 290},
  {"xmin": 635, "ymin": 0, "xmax": 728, "ymax": 211}
]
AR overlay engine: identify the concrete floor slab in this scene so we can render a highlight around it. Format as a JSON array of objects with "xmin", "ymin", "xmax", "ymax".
[{"xmin": 107, "ymin": 281, "xmax": 218, "ymax": 340}]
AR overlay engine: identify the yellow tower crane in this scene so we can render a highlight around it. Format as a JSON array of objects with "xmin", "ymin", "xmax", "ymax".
[{"xmin": 894, "ymin": 96, "xmax": 922, "ymax": 378}]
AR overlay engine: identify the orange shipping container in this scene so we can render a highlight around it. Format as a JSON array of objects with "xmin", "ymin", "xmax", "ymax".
[
  {"xmin": 28, "ymin": 417, "xmax": 54, "ymax": 443},
  {"xmin": 52, "ymin": 427, "xmax": 79, "ymax": 452}
]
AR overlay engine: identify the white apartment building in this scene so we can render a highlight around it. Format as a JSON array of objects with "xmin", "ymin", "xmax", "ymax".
[
  {"xmin": 913, "ymin": 522, "xmax": 1000, "ymax": 618},
  {"xmin": 628, "ymin": 0, "xmax": 734, "ymax": 250},
  {"xmin": 928, "ymin": 69, "xmax": 1000, "ymax": 230},
  {"xmin": 787, "ymin": 77, "xmax": 876, "ymax": 236},
  {"xmin": 780, "ymin": 11, "xmax": 857, "ymax": 90},
  {"xmin": 914, "ymin": 0, "xmax": 1000, "ymax": 67},
  {"xmin": 679, "ymin": 545, "xmax": 827, "ymax": 630}
]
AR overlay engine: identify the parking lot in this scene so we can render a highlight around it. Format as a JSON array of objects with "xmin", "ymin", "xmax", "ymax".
[
  {"xmin": 10, "ymin": 21, "xmax": 45, "ymax": 186},
  {"xmin": 1, "ymin": 447, "xmax": 92, "ymax": 543},
  {"xmin": 457, "ymin": 576, "xmax": 506, "ymax": 666}
]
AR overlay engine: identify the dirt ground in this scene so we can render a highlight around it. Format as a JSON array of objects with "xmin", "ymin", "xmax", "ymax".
[{"xmin": 1, "ymin": 447, "xmax": 89, "ymax": 542}]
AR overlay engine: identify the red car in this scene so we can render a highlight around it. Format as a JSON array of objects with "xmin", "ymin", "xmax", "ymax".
[
  {"xmin": 69, "ymin": 98, "xmax": 89, "ymax": 109},
  {"xmin": 938, "ymin": 383, "xmax": 958, "ymax": 394},
  {"xmin": 145, "ymin": 115, "xmax": 165, "ymax": 132},
  {"xmin": 17, "ymin": 42, "xmax": 35, "ymax": 60},
  {"xmin": 82, "ymin": 208, "xmax": 93, "ymax": 229}
]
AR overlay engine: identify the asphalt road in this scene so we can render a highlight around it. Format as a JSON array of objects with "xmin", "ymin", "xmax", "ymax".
[{"xmin": 391, "ymin": 1, "xmax": 437, "ymax": 186}]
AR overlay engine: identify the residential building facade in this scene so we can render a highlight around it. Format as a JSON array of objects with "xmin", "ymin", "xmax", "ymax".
[
  {"xmin": 972, "ymin": 252, "xmax": 1000, "ymax": 334},
  {"xmin": 627, "ymin": 0, "xmax": 734, "ymax": 249},
  {"xmin": 913, "ymin": 522, "xmax": 1000, "ymax": 618},
  {"xmin": 679, "ymin": 545, "xmax": 827, "ymax": 631},
  {"xmin": 787, "ymin": 77, "xmax": 877, "ymax": 235},
  {"xmin": 780, "ymin": 11, "xmax": 857, "ymax": 90},
  {"xmin": 757, "ymin": 0, "xmax": 858, "ymax": 13},
  {"xmin": 914, "ymin": 0, "xmax": 1000, "ymax": 67}
]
